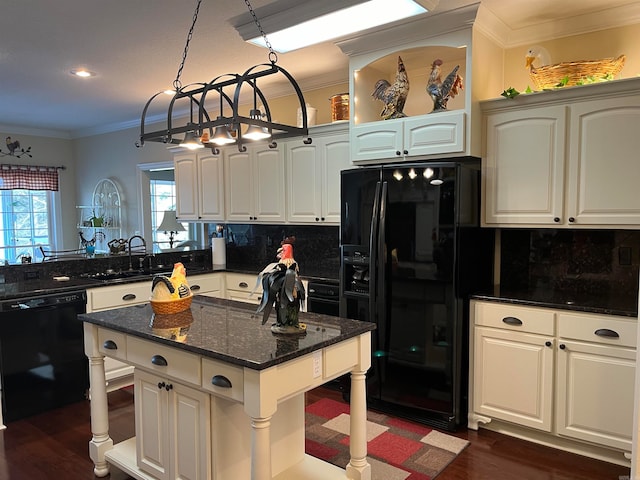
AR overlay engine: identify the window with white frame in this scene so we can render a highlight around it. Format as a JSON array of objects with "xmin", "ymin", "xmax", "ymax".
[
  {"xmin": 0, "ymin": 189, "xmax": 53, "ymax": 263},
  {"xmin": 149, "ymin": 170, "xmax": 188, "ymax": 250}
]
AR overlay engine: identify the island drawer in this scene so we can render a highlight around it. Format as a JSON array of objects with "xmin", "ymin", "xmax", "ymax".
[
  {"xmin": 88, "ymin": 282, "xmax": 151, "ymax": 311},
  {"xmin": 97, "ymin": 328, "xmax": 128, "ymax": 361},
  {"xmin": 473, "ymin": 301, "xmax": 555, "ymax": 335},
  {"xmin": 558, "ymin": 312, "xmax": 637, "ymax": 348},
  {"xmin": 201, "ymin": 358, "xmax": 244, "ymax": 402},
  {"xmin": 127, "ymin": 336, "xmax": 201, "ymax": 386}
]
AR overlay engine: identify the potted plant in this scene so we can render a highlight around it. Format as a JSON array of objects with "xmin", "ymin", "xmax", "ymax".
[
  {"xmin": 255, "ymin": 238, "xmax": 306, "ymax": 334},
  {"xmin": 89, "ymin": 209, "xmax": 104, "ymax": 227}
]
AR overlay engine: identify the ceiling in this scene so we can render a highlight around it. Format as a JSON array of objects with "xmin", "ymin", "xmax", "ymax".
[{"xmin": 1, "ymin": 0, "xmax": 638, "ymax": 139}]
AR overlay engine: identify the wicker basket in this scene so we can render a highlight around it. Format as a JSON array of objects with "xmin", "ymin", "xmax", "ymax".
[
  {"xmin": 529, "ymin": 54, "xmax": 625, "ymax": 90},
  {"xmin": 150, "ymin": 294, "xmax": 193, "ymax": 314}
]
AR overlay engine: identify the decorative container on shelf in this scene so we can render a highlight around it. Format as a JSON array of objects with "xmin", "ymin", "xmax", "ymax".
[{"xmin": 529, "ymin": 54, "xmax": 626, "ymax": 90}]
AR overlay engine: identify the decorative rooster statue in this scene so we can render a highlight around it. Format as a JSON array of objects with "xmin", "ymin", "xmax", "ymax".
[
  {"xmin": 426, "ymin": 59, "xmax": 463, "ymax": 113},
  {"xmin": 255, "ymin": 236, "xmax": 306, "ymax": 334},
  {"xmin": 6, "ymin": 137, "xmax": 20, "ymax": 155},
  {"xmin": 371, "ymin": 56, "xmax": 409, "ymax": 120},
  {"xmin": 151, "ymin": 262, "xmax": 191, "ymax": 301}
]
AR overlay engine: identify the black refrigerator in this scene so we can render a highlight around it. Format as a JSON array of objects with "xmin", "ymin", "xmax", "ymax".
[{"xmin": 339, "ymin": 158, "xmax": 494, "ymax": 431}]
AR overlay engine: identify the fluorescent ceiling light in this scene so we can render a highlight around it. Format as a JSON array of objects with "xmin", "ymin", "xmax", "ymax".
[{"xmin": 246, "ymin": 0, "xmax": 428, "ymax": 53}]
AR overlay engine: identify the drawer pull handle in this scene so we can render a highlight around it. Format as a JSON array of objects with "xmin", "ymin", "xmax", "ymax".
[
  {"xmin": 239, "ymin": 282, "xmax": 248, "ymax": 288},
  {"xmin": 595, "ymin": 328, "xmax": 619, "ymax": 339},
  {"xmin": 211, "ymin": 375, "xmax": 232, "ymax": 388},
  {"xmin": 122, "ymin": 293, "xmax": 137, "ymax": 301},
  {"xmin": 502, "ymin": 316, "xmax": 523, "ymax": 326},
  {"xmin": 191, "ymin": 284, "xmax": 201, "ymax": 291},
  {"xmin": 151, "ymin": 355, "xmax": 168, "ymax": 366},
  {"xmin": 103, "ymin": 340, "xmax": 118, "ymax": 350}
]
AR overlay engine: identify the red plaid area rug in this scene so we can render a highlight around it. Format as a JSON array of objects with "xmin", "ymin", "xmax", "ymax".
[{"xmin": 305, "ymin": 398, "xmax": 469, "ymax": 480}]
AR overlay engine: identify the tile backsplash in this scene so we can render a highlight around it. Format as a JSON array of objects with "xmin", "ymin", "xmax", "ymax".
[
  {"xmin": 500, "ymin": 229, "xmax": 640, "ymax": 298},
  {"xmin": 213, "ymin": 224, "xmax": 340, "ymax": 280}
]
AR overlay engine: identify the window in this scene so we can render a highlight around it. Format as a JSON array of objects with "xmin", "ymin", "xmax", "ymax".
[
  {"xmin": 149, "ymin": 170, "xmax": 189, "ymax": 250},
  {"xmin": 0, "ymin": 189, "xmax": 53, "ymax": 263}
]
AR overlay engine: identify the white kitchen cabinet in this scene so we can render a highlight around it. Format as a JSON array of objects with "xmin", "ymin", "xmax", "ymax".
[
  {"xmin": 224, "ymin": 144, "xmax": 285, "ymax": 223},
  {"xmin": 174, "ymin": 150, "xmax": 225, "ymax": 222},
  {"xmin": 482, "ymin": 77, "xmax": 640, "ymax": 228},
  {"xmin": 556, "ymin": 312, "xmax": 637, "ymax": 451},
  {"xmin": 135, "ymin": 368, "xmax": 210, "ymax": 480},
  {"xmin": 469, "ymin": 299, "xmax": 637, "ymax": 464},
  {"xmin": 471, "ymin": 301, "xmax": 555, "ymax": 432},
  {"xmin": 87, "ymin": 281, "xmax": 152, "ymax": 391},
  {"xmin": 225, "ymin": 272, "xmax": 261, "ymax": 305},
  {"xmin": 189, "ymin": 272, "xmax": 224, "ymax": 298},
  {"xmin": 351, "ymin": 110, "xmax": 466, "ymax": 164},
  {"xmin": 286, "ymin": 125, "xmax": 351, "ymax": 224}
]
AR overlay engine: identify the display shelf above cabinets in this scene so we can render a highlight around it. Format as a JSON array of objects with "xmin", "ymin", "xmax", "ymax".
[
  {"xmin": 481, "ymin": 77, "xmax": 640, "ymax": 228},
  {"xmin": 173, "ymin": 150, "xmax": 225, "ymax": 222},
  {"xmin": 336, "ymin": 3, "xmax": 489, "ymax": 163}
]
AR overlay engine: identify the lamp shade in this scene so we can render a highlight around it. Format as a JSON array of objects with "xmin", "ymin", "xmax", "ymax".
[{"xmin": 157, "ymin": 210, "xmax": 186, "ymax": 232}]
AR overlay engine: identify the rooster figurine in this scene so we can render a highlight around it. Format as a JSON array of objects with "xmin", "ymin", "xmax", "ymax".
[
  {"xmin": 254, "ymin": 236, "xmax": 306, "ymax": 334},
  {"xmin": 151, "ymin": 262, "xmax": 191, "ymax": 301},
  {"xmin": 426, "ymin": 59, "xmax": 463, "ymax": 113},
  {"xmin": 371, "ymin": 56, "xmax": 409, "ymax": 120}
]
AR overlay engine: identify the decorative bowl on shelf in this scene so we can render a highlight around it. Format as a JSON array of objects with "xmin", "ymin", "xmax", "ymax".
[{"xmin": 529, "ymin": 54, "xmax": 626, "ymax": 90}]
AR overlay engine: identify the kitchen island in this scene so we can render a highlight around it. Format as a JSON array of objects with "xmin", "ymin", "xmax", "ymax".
[{"xmin": 81, "ymin": 296, "xmax": 374, "ymax": 480}]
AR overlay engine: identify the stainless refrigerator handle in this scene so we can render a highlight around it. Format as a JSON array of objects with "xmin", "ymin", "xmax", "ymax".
[{"xmin": 369, "ymin": 181, "xmax": 381, "ymax": 320}]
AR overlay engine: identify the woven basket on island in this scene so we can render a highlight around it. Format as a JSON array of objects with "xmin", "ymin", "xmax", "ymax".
[
  {"xmin": 150, "ymin": 294, "xmax": 193, "ymax": 315},
  {"xmin": 529, "ymin": 54, "xmax": 626, "ymax": 90}
]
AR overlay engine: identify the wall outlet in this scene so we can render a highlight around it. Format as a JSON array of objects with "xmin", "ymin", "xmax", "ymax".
[
  {"xmin": 312, "ymin": 351, "xmax": 322, "ymax": 378},
  {"xmin": 619, "ymin": 246, "xmax": 632, "ymax": 266}
]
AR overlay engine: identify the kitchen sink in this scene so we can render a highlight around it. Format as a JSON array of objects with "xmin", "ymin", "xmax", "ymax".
[{"xmin": 79, "ymin": 269, "xmax": 172, "ymax": 284}]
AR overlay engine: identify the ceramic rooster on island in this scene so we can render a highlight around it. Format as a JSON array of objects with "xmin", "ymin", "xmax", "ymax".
[
  {"xmin": 255, "ymin": 237, "xmax": 306, "ymax": 335},
  {"xmin": 371, "ymin": 56, "xmax": 410, "ymax": 120},
  {"xmin": 427, "ymin": 59, "xmax": 463, "ymax": 112}
]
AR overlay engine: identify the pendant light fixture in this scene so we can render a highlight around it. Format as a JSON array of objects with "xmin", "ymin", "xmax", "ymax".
[{"xmin": 137, "ymin": 0, "xmax": 312, "ymax": 153}]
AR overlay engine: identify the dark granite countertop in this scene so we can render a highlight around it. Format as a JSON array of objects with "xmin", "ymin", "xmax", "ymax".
[
  {"xmin": 79, "ymin": 296, "xmax": 375, "ymax": 370},
  {"xmin": 472, "ymin": 287, "xmax": 638, "ymax": 318}
]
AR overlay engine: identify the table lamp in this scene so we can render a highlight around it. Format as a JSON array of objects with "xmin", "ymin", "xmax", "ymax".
[{"xmin": 157, "ymin": 210, "xmax": 185, "ymax": 249}]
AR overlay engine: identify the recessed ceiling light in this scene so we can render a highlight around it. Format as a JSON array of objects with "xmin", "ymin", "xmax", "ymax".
[{"xmin": 70, "ymin": 69, "xmax": 96, "ymax": 78}]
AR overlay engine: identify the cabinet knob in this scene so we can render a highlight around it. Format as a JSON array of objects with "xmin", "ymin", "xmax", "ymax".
[
  {"xmin": 403, "ymin": 150, "xmax": 408, "ymax": 155},
  {"xmin": 122, "ymin": 293, "xmax": 137, "ymax": 301},
  {"xmin": 559, "ymin": 344, "xmax": 566, "ymax": 350},
  {"xmin": 395, "ymin": 151, "xmax": 401, "ymax": 156},
  {"xmin": 568, "ymin": 217, "xmax": 575, "ymax": 223},
  {"xmin": 103, "ymin": 340, "xmax": 118, "ymax": 350},
  {"xmin": 191, "ymin": 284, "xmax": 201, "ymax": 291},
  {"xmin": 545, "ymin": 341, "xmax": 552, "ymax": 347},
  {"xmin": 315, "ymin": 217, "xmax": 320, "ymax": 222},
  {"xmin": 553, "ymin": 217, "xmax": 560, "ymax": 223},
  {"xmin": 157, "ymin": 381, "xmax": 165, "ymax": 389},
  {"xmin": 165, "ymin": 383, "xmax": 173, "ymax": 391},
  {"xmin": 239, "ymin": 282, "xmax": 248, "ymax": 288},
  {"xmin": 321, "ymin": 217, "xmax": 325, "ymax": 221}
]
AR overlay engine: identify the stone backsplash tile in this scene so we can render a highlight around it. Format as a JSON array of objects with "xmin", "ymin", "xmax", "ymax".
[{"xmin": 500, "ymin": 229, "xmax": 640, "ymax": 298}]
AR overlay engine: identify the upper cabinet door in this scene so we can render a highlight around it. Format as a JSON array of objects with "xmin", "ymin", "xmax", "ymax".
[
  {"xmin": 174, "ymin": 153, "xmax": 199, "ymax": 221},
  {"xmin": 566, "ymin": 95, "xmax": 640, "ymax": 226},
  {"xmin": 224, "ymin": 149, "xmax": 254, "ymax": 222},
  {"xmin": 253, "ymin": 146, "xmax": 286, "ymax": 223},
  {"xmin": 198, "ymin": 151, "xmax": 225, "ymax": 222},
  {"xmin": 483, "ymin": 105, "xmax": 567, "ymax": 226}
]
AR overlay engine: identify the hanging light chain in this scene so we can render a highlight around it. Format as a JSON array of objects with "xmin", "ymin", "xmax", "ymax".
[
  {"xmin": 173, "ymin": 0, "xmax": 203, "ymax": 91},
  {"xmin": 244, "ymin": 0, "xmax": 278, "ymax": 64}
]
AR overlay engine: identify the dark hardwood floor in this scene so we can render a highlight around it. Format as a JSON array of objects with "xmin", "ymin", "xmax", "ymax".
[{"xmin": 0, "ymin": 387, "xmax": 630, "ymax": 479}]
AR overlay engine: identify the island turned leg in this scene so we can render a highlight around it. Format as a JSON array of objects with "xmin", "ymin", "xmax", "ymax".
[
  {"xmin": 83, "ymin": 323, "xmax": 113, "ymax": 478},
  {"xmin": 250, "ymin": 416, "xmax": 272, "ymax": 480},
  {"xmin": 346, "ymin": 369, "xmax": 371, "ymax": 480}
]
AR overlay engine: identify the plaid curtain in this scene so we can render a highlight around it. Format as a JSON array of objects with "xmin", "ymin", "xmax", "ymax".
[{"xmin": 0, "ymin": 164, "xmax": 60, "ymax": 191}]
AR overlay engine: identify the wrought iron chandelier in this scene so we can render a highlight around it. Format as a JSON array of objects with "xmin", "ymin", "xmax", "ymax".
[{"xmin": 137, "ymin": 0, "xmax": 311, "ymax": 153}]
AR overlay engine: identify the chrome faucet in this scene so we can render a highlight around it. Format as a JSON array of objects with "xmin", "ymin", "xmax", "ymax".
[{"xmin": 127, "ymin": 235, "xmax": 147, "ymax": 271}]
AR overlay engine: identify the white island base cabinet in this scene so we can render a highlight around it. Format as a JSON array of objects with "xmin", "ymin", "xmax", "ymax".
[{"xmin": 84, "ymin": 322, "xmax": 372, "ymax": 480}]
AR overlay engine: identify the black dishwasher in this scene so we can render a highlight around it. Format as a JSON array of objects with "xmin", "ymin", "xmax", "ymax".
[{"xmin": 0, "ymin": 290, "xmax": 89, "ymax": 422}]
